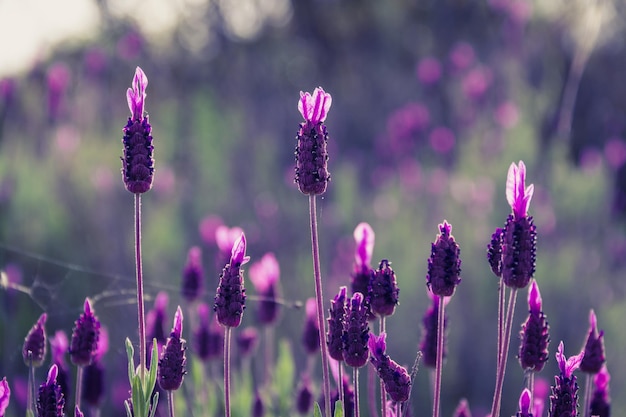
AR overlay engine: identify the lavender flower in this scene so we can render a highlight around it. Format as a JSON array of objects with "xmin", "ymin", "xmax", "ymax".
[
  {"xmin": 193, "ymin": 304, "xmax": 223, "ymax": 361},
  {"xmin": 549, "ymin": 341, "xmax": 584, "ymax": 417},
  {"xmin": 121, "ymin": 66, "xmax": 154, "ymax": 194},
  {"xmin": 214, "ymin": 233, "xmax": 250, "ymax": 328},
  {"xmin": 249, "ymin": 253, "xmax": 281, "ymax": 325},
  {"xmin": 69, "ymin": 299, "xmax": 101, "ymax": 367},
  {"xmin": 295, "ymin": 374, "xmax": 314, "ymax": 415},
  {"xmin": 368, "ymin": 333, "xmax": 412, "ymax": 403},
  {"xmin": 426, "ymin": 221, "xmax": 462, "ymax": 297},
  {"xmin": 502, "ymin": 161, "xmax": 537, "ymax": 289},
  {"xmin": 158, "ymin": 306, "xmax": 186, "ymax": 391},
  {"xmin": 516, "ymin": 388, "xmax": 533, "ymax": 417},
  {"xmin": 579, "ymin": 310, "xmax": 605, "ymax": 374},
  {"xmin": 37, "ymin": 365, "xmax": 64, "ymax": 417},
  {"xmin": 453, "ymin": 398, "xmax": 472, "ymax": 417},
  {"xmin": 589, "ymin": 366, "xmax": 610, "ymax": 417},
  {"xmin": 327, "ymin": 286, "xmax": 347, "ymax": 361},
  {"xmin": 519, "ymin": 280, "xmax": 550, "ymax": 371},
  {"xmin": 487, "ymin": 227, "xmax": 503, "ymax": 277},
  {"xmin": 343, "ymin": 292, "xmax": 370, "ymax": 368},
  {"xmin": 351, "ymin": 223, "xmax": 375, "ymax": 299},
  {"xmin": 49, "ymin": 331, "xmax": 70, "ymax": 414},
  {"xmin": 236, "ymin": 327, "xmax": 259, "ymax": 357},
  {"xmin": 419, "ymin": 293, "xmax": 448, "ymax": 368},
  {"xmin": 181, "ymin": 246, "xmax": 204, "ymax": 302},
  {"xmin": 370, "ymin": 259, "xmax": 399, "ymax": 317},
  {"xmin": 302, "ymin": 298, "xmax": 320, "ymax": 355},
  {"xmin": 146, "ymin": 291, "xmax": 169, "ymax": 349},
  {"xmin": 82, "ymin": 327, "xmax": 108, "ymax": 407},
  {"xmin": 23, "ymin": 313, "xmax": 47, "ymax": 366},
  {"xmin": 295, "ymin": 87, "xmax": 332, "ymax": 195},
  {"xmin": 0, "ymin": 377, "xmax": 10, "ymax": 417}
]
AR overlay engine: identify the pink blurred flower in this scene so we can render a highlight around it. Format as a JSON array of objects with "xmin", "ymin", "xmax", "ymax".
[
  {"xmin": 462, "ymin": 66, "xmax": 493, "ymax": 100},
  {"xmin": 199, "ymin": 215, "xmax": 224, "ymax": 245},
  {"xmin": 429, "ymin": 126, "xmax": 456, "ymax": 154},
  {"xmin": 417, "ymin": 57, "xmax": 442, "ymax": 85},
  {"xmin": 604, "ymin": 137, "xmax": 626, "ymax": 169},
  {"xmin": 494, "ymin": 101, "xmax": 519, "ymax": 129},
  {"xmin": 449, "ymin": 42, "xmax": 475, "ymax": 72}
]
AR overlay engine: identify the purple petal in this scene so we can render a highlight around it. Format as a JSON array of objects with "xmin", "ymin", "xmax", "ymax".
[
  {"xmin": 0, "ymin": 377, "xmax": 10, "ymax": 416},
  {"xmin": 298, "ymin": 87, "xmax": 332, "ymax": 123},
  {"xmin": 589, "ymin": 309, "xmax": 597, "ymax": 333},
  {"xmin": 305, "ymin": 298, "xmax": 317, "ymax": 322},
  {"xmin": 46, "ymin": 364, "xmax": 59, "ymax": 385},
  {"xmin": 84, "ymin": 298, "xmax": 93, "ymax": 316},
  {"xmin": 519, "ymin": 388, "xmax": 532, "ymax": 414},
  {"xmin": 528, "ymin": 280, "xmax": 542, "ymax": 313},
  {"xmin": 127, "ymin": 66, "xmax": 148, "ymax": 120},
  {"xmin": 367, "ymin": 332, "xmax": 386, "ymax": 357},
  {"xmin": 173, "ymin": 306, "xmax": 183, "ymax": 338},
  {"xmin": 353, "ymin": 222, "xmax": 375, "ymax": 268},
  {"xmin": 505, "ymin": 161, "xmax": 534, "ymax": 218},
  {"xmin": 249, "ymin": 253, "xmax": 280, "ymax": 292},
  {"xmin": 556, "ymin": 341, "xmax": 583, "ymax": 377},
  {"xmin": 230, "ymin": 233, "xmax": 250, "ymax": 266}
]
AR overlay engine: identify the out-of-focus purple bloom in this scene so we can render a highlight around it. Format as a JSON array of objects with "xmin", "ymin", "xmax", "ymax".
[
  {"xmin": 449, "ymin": 42, "xmax": 475, "ymax": 72},
  {"xmin": 0, "ymin": 78, "xmax": 16, "ymax": 103},
  {"xmin": 494, "ymin": 101, "xmax": 520, "ymax": 129},
  {"xmin": 369, "ymin": 259, "xmax": 399, "ymax": 317},
  {"xmin": 351, "ymin": 223, "xmax": 375, "ymax": 319},
  {"xmin": 419, "ymin": 292, "xmax": 449, "ymax": 368},
  {"xmin": 236, "ymin": 327, "xmax": 259, "ymax": 357},
  {"xmin": 295, "ymin": 374, "xmax": 314, "ymax": 415},
  {"xmin": 502, "ymin": 161, "xmax": 537, "ymax": 289},
  {"xmin": 146, "ymin": 291, "xmax": 169, "ymax": 362},
  {"xmin": 519, "ymin": 280, "xmax": 550, "ymax": 371},
  {"xmin": 193, "ymin": 304, "xmax": 223, "ymax": 361},
  {"xmin": 214, "ymin": 233, "xmax": 249, "ymax": 328},
  {"xmin": 215, "ymin": 225, "xmax": 244, "ymax": 268},
  {"xmin": 295, "ymin": 87, "xmax": 332, "ymax": 195},
  {"xmin": 386, "ymin": 102, "xmax": 430, "ymax": 154},
  {"xmin": 252, "ymin": 391, "xmax": 264, "ymax": 417},
  {"xmin": 461, "ymin": 66, "xmax": 493, "ymax": 100},
  {"xmin": 46, "ymin": 63, "xmax": 70, "ymax": 121},
  {"xmin": 23, "ymin": 313, "xmax": 47, "ymax": 367},
  {"xmin": 416, "ymin": 57, "xmax": 442, "ymax": 85},
  {"xmin": 49, "ymin": 331, "xmax": 70, "ymax": 414},
  {"xmin": 580, "ymin": 310, "xmax": 606, "ymax": 374},
  {"xmin": 589, "ymin": 365, "xmax": 610, "ymax": 417},
  {"xmin": 487, "ymin": 227, "xmax": 504, "ymax": 277},
  {"xmin": 199, "ymin": 215, "xmax": 223, "ymax": 246},
  {"xmin": 82, "ymin": 361, "xmax": 104, "ymax": 408},
  {"xmin": 158, "ymin": 306, "xmax": 187, "ymax": 391},
  {"xmin": 327, "ymin": 286, "xmax": 347, "ymax": 361},
  {"xmin": 453, "ymin": 398, "xmax": 471, "ymax": 417},
  {"xmin": 249, "ymin": 253, "xmax": 281, "ymax": 325},
  {"xmin": 37, "ymin": 365, "xmax": 64, "ymax": 417},
  {"xmin": 368, "ymin": 333, "xmax": 411, "ymax": 403},
  {"xmin": 550, "ymin": 341, "xmax": 584, "ymax": 417},
  {"xmin": 428, "ymin": 126, "xmax": 456, "ymax": 154},
  {"xmin": 343, "ymin": 292, "xmax": 369, "ymax": 368},
  {"xmin": 604, "ymin": 137, "xmax": 626, "ymax": 169},
  {"xmin": 70, "ymin": 298, "xmax": 101, "ymax": 367},
  {"xmin": 121, "ymin": 66, "xmax": 154, "ymax": 194},
  {"xmin": 516, "ymin": 388, "xmax": 532, "ymax": 417},
  {"xmin": 302, "ymin": 298, "xmax": 320, "ymax": 355},
  {"xmin": 0, "ymin": 377, "xmax": 10, "ymax": 417},
  {"xmin": 117, "ymin": 30, "xmax": 143, "ymax": 61},
  {"xmin": 533, "ymin": 377, "xmax": 550, "ymax": 417},
  {"xmin": 323, "ymin": 376, "xmax": 354, "ymax": 417},
  {"xmin": 182, "ymin": 246, "xmax": 204, "ymax": 302},
  {"xmin": 426, "ymin": 221, "xmax": 462, "ymax": 297}
]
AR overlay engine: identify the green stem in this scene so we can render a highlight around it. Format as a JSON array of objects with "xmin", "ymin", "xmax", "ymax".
[
  {"xmin": 432, "ymin": 296, "xmax": 445, "ymax": 417},
  {"xmin": 224, "ymin": 326, "xmax": 232, "ymax": 417}
]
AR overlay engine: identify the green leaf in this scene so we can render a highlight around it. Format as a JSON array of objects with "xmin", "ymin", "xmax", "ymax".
[
  {"xmin": 333, "ymin": 401, "xmax": 344, "ymax": 417},
  {"xmin": 313, "ymin": 402, "xmax": 322, "ymax": 417},
  {"xmin": 26, "ymin": 410, "xmax": 35, "ymax": 417},
  {"xmin": 126, "ymin": 338, "xmax": 136, "ymax": 382},
  {"xmin": 145, "ymin": 339, "xmax": 159, "ymax": 394}
]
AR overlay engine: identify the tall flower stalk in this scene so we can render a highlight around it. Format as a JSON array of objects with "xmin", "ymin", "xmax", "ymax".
[
  {"xmin": 294, "ymin": 86, "xmax": 332, "ymax": 417},
  {"xmin": 579, "ymin": 310, "xmax": 606, "ymax": 417}
]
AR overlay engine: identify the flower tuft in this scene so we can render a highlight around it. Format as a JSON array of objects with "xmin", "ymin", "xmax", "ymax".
[
  {"xmin": 181, "ymin": 246, "xmax": 204, "ymax": 302},
  {"xmin": 369, "ymin": 259, "xmax": 399, "ymax": 317},
  {"xmin": 69, "ymin": 299, "xmax": 101, "ymax": 367},
  {"xmin": 37, "ymin": 365, "xmax": 65, "ymax": 417},
  {"xmin": 22, "ymin": 313, "xmax": 47, "ymax": 367},
  {"xmin": 426, "ymin": 220, "xmax": 462, "ymax": 297},
  {"xmin": 327, "ymin": 286, "xmax": 347, "ymax": 362},
  {"xmin": 158, "ymin": 306, "xmax": 187, "ymax": 391},
  {"xmin": 368, "ymin": 332, "xmax": 411, "ymax": 403},
  {"xmin": 342, "ymin": 292, "xmax": 370, "ymax": 368},
  {"xmin": 550, "ymin": 341, "xmax": 583, "ymax": 417},
  {"xmin": 487, "ymin": 227, "xmax": 503, "ymax": 277},
  {"xmin": 0, "ymin": 377, "xmax": 10, "ymax": 417},
  {"xmin": 518, "ymin": 280, "xmax": 550, "ymax": 372},
  {"xmin": 249, "ymin": 253, "xmax": 281, "ymax": 325},
  {"xmin": 579, "ymin": 309, "xmax": 606, "ymax": 374},
  {"xmin": 302, "ymin": 298, "xmax": 320, "ymax": 355},
  {"xmin": 516, "ymin": 388, "xmax": 532, "ymax": 417},
  {"xmin": 506, "ymin": 160, "xmax": 535, "ymax": 220},
  {"xmin": 214, "ymin": 233, "xmax": 248, "ymax": 328}
]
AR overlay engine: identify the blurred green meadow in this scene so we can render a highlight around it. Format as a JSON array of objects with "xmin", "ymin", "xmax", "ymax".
[{"xmin": 2, "ymin": 1, "xmax": 626, "ymax": 416}]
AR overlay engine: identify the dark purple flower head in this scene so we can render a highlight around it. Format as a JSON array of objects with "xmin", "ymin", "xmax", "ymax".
[
  {"xmin": 37, "ymin": 365, "xmax": 64, "ymax": 417},
  {"xmin": 121, "ymin": 66, "xmax": 154, "ymax": 194},
  {"xmin": 453, "ymin": 398, "xmax": 472, "ymax": 417},
  {"xmin": 516, "ymin": 388, "xmax": 532, "ymax": 417},
  {"xmin": 49, "ymin": 331, "xmax": 68, "ymax": 367},
  {"xmin": 419, "ymin": 293, "xmax": 448, "ymax": 368},
  {"xmin": 249, "ymin": 253, "xmax": 281, "ymax": 325},
  {"xmin": 193, "ymin": 304, "xmax": 223, "ymax": 361},
  {"xmin": 82, "ymin": 360, "xmax": 104, "ymax": 407},
  {"xmin": 487, "ymin": 227, "xmax": 503, "ymax": 277},
  {"xmin": 294, "ymin": 87, "xmax": 331, "ymax": 195},
  {"xmin": 368, "ymin": 333, "xmax": 411, "ymax": 403},
  {"xmin": 501, "ymin": 161, "xmax": 537, "ymax": 289},
  {"xmin": 550, "ymin": 341, "xmax": 584, "ymax": 417},
  {"xmin": 70, "ymin": 298, "xmax": 101, "ymax": 367},
  {"xmin": 252, "ymin": 391, "xmax": 264, "ymax": 417},
  {"xmin": 343, "ymin": 292, "xmax": 370, "ymax": 368},
  {"xmin": 146, "ymin": 291, "xmax": 169, "ymax": 347},
  {"xmin": 181, "ymin": 246, "xmax": 204, "ymax": 302},
  {"xmin": 158, "ymin": 306, "xmax": 187, "ymax": 391},
  {"xmin": 519, "ymin": 280, "xmax": 550, "ymax": 372},
  {"xmin": 426, "ymin": 221, "xmax": 462, "ymax": 297},
  {"xmin": 23, "ymin": 313, "xmax": 47, "ymax": 367},
  {"xmin": 295, "ymin": 374, "xmax": 314, "ymax": 415},
  {"xmin": 370, "ymin": 259, "xmax": 399, "ymax": 317},
  {"xmin": 589, "ymin": 365, "xmax": 610, "ymax": 417},
  {"xmin": 327, "ymin": 286, "xmax": 347, "ymax": 361},
  {"xmin": 302, "ymin": 298, "xmax": 320, "ymax": 355},
  {"xmin": 237, "ymin": 327, "xmax": 259, "ymax": 357},
  {"xmin": 214, "ymin": 233, "xmax": 249, "ymax": 328},
  {"xmin": 0, "ymin": 377, "xmax": 10, "ymax": 417},
  {"xmin": 579, "ymin": 310, "xmax": 606, "ymax": 374}
]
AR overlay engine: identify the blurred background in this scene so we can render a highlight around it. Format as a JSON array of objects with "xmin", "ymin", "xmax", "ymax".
[{"xmin": 2, "ymin": 0, "xmax": 626, "ymax": 416}]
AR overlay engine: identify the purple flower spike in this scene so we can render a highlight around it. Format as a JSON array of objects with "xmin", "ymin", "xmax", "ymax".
[
  {"xmin": 182, "ymin": 246, "xmax": 204, "ymax": 302},
  {"xmin": 193, "ymin": 304, "xmax": 223, "ymax": 361},
  {"xmin": 354, "ymin": 223, "xmax": 375, "ymax": 269},
  {"xmin": 327, "ymin": 286, "xmax": 347, "ymax": 361},
  {"xmin": 343, "ymin": 292, "xmax": 370, "ymax": 368},
  {"xmin": 298, "ymin": 87, "xmax": 332, "ymax": 124},
  {"xmin": 214, "ymin": 233, "xmax": 248, "ymax": 328},
  {"xmin": 0, "ymin": 377, "xmax": 10, "ymax": 417},
  {"xmin": 426, "ymin": 220, "xmax": 462, "ymax": 297},
  {"xmin": 295, "ymin": 374, "xmax": 313, "ymax": 415},
  {"xmin": 121, "ymin": 66, "xmax": 154, "ymax": 194},
  {"xmin": 249, "ymin": 253, "xmax": 281, "ymax": 325},
  {"xmin": 506, "ymin": 161, "xmax": 534, "ymax": 220},
  {"xmin": 368, "ymin": 332, "xmax": 387, "ymax": 361},
  {"xmin": 294, "ymin": 87, "xmax": 332, "ymax": 195},
  {"xmin": 70, "ymin": 298, "xmax": 101, "ymax": 367},
  {"xmin": 370, "ymin": 259, "xmax": 399, "ymax": 317},
  {"xmin": 516, "ymin": 388, "xmax": 532, "ymax": 417},
  {"xmin": 368, "ymin": 332, "xmax": 411, "ymax": 403},
  {"xmin": 158, "ymin": 306, "xmax": 187, "ymax": 391},
  {"xmin": 453, "ymin": 398, "xmax": 472, "ymax": 417},
  {"xmin": 23, "ymin": 313, "xmax": 47, "ymax": 367},
  {"xmin": 519, "ymin": 280, "xmax": 549, "ymax": 372},
  {"xmin": 487, "ymin": 227, "xmax": 503, "ymax": 277},
  {"xmin": 550, "ymin": 341, "xmax": 583, "ymax": 417},
  {"xmin": 237, "ymin": 327, "xmax": 259, "ymax": 357},
  {"xmin": 37, "ymin": 364, "xmax": 64, "ymax": 417},
  {"xmin": 127, "ymin": 67, "xmax": 147, "ymax": 121},
  {"xmin": 579, "ymin": 309, "xmax": 606, "ymax": 374},
  {"xmin": 302, "ymin": 298, "xmax": 320, "ymax": 355},
  {"xmin": 589, "ymin": 365, "xmax": 611, "ymax": 417}
]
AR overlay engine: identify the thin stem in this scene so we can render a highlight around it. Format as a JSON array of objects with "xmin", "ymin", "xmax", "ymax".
[
  {"xmin": 527, "ymin": 370, "xmax": 535, "ymax": 408},
  {"xmin": 353, "ymin": 367, "xmax": 360, "ymax": 417},
  {"xmin": 134, "ymin": 193, "xmax": 146, "ymax": 380},
  {"xmin": 380, "ymin": 317, "xmax": 387, "ymax": 417},
  {"xmin": 582, "ymin": 374, "xmax": 592, "ymax": 417},
  {"xmin": 338, "ymin": 362, "xmax": 344, "ymax": 414},
  {"xmin": 308, "ymin": 195, "xmax": 331, "ymax": 417},
  {"xmin": 497, "ymin": 280, "xmax": 505, "ymax": 369},
  {"xmin": 432, "ymin": 296, "xmax": 445, "ymax": 417},
  {"xmin": 28, "ymin": 353, "xmax": 35, "ymax": 415},
  {"xmin": 168, "ymin": 390, "xmax": 176, "ymax": 417},
  {"xmin": 75, "ymin": 366, "xmax": 84, "ymax": 414},
  {"xmin": 368, "ymin": 365, "xmax": 379, "ymax": 417},
  {"xmin": 490, "ymin": 288, "xmax": 518, "ymax": 417},
  {"xmin": 224, "ymin": 326, "xmax": 232, "ymax": 417}
]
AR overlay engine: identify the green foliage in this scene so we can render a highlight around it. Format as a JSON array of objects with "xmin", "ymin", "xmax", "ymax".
[
  {"xmin": 313, "ymin": 402, "xmax": 322, "ymax": 417},
  {"xmin": 271, "ymin": 339, "xmax": 295, "ymax": 415},
  {"xmin": 125, "ymin": 338, "xmax": 159, "ymax": 417}
]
